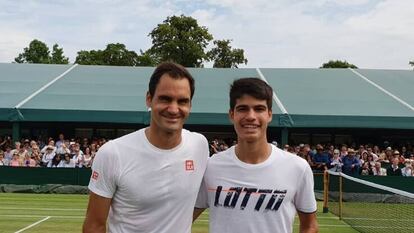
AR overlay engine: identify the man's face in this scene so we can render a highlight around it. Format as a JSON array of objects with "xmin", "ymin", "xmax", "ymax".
[
  {"xmin": 229, "ymin": 95, "xmax": 272, "ymax": 143},
  {"xmin": 146, "ymin": 74, "xmax": 191, "ymax": 134}
]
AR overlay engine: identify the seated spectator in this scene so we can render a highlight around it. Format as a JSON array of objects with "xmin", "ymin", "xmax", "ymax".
[
  {"xmin": 401, "ymin": 161, "xmax": 412, "ymax": 177},
  {"xmin": 23, "ymin": 154, "xmax": 37, "ymax": 167},
  {"xmin": 0, "ymin": 151, "xmax": 7, "ymax": 166},
  {"xmin": 342, "ymin": 148, "xmax": 360, "ymax": 176},
  {"xmin": 360, "ymin": 163, "xmax": 371, "ymax": 175},
  {"xmin": 9, "ymin": 153, "xmax": 22, "ymax": 167},
  {"xmin": 387, "ymin": 158, "xmax": 402, "ymax": 176},
  {"xmin": 329, "ymin": 149, "xmax": 342, "ymax": 172},
  {"xmin": 48, "ymin": 154, "xmax": 63, "ymax": 168},
  {"xmin": 58, "ymin": 153, "xmax": 76, "ymax": 168},
  {"xmin": 372, "ymin": 162, "xmax": 387, "ymax": 176}
]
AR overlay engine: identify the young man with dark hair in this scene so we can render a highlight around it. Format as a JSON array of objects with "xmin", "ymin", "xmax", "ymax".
[
  {"xmin": 194, "ymin": 78, "xmax": 318, "ymax": 233},
  {"xmin": 83, "ymin": 62, "xmax": 209, "ymax": 233}
]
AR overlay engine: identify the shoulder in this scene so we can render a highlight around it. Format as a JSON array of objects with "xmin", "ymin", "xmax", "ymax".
[
  {"xmin": 208, "ymin": 147, "xmax": 234, "ymax": 164},
  {"xmin": 274, "ymin": 146, "xmax": 311, "ymax": 169},
  {"xmin": 183, "ymin": 129, "xmax": 208, "ymax": 144}
]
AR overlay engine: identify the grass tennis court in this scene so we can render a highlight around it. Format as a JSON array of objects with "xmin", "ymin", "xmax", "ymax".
[{"xmin": 0, "ymin": 193, "xmax": 358, "ymax": 233}]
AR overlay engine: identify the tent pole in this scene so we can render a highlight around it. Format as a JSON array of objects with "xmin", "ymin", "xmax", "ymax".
[
  {"xmin": 281, "ymin": 127, "xmax": 289, "ymax": 146},
  {"xmin": 12, "ymin": 122, "xmax": 21, "ymax": 144}
]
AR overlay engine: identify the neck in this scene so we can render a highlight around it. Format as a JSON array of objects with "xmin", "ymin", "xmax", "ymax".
[
  {"xmin": 145, "ymin": 127, "xmax": 182, "ymax": 150},
  {"xmin": 235, "ymin": 139, "xmax": 271, "ymax": 164}
]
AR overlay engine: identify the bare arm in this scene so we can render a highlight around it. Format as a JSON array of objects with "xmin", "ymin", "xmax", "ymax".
[
  {"xmin": 83, "ymin": 192, "xmax": 112, "ymax": 233},
  {"xmin": 193, "ymin": 208, "xmax": 206, "ymax": 222},
  {"xmin": 298, "ymin": 211, "xmax": 318, "ymax": 233}
]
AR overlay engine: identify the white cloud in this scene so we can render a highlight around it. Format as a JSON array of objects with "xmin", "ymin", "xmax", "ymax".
[{"xmin": 0, "ymin": 0, "xmax": 413, "ymax": 69}]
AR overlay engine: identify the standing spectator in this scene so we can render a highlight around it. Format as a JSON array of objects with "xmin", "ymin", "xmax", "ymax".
[
  {"xmin": 340, "ymin": 145, "xmax": 348, "ymax": 157},
  {"xmin": 82, "ymin": 147, "xmax": 93, "ymax": 168},
  {"xmin": 372, "ymin": 162, "xmax": 387, "ymax": 176},
  {"xmin": 401, "ymin": 161, "xmax": 412, "ymax": 177},
  {"xmin": 56, "ymin": 133, "xmax": 65, "ymax": 149},
  {"xmin": 393, "ymin": 150, "xmax": 405, "ymax": 164},
  {"xmin": 3, "ymin": 145, "xmax": 13, "ymax": 163},
  {"xmin": 387, "ymin": 158, "xmax": 402, "ymax": 176},
  {"xmin": 12, "ymin": 142, "xmax": 28, "ymax": 161},
  {"xmin": 311, "ymin": 145, "xmax": 329, "ymax": 171},
  {"xmin": 366, "ymin": 146, "xmax": 378, "ymax": 161},
  {"xmin": 72, "ymin": 143, "xmax": 84, "ymax": 168},
  {"xmin": 41, "ymin": 146, "xmax": 56, "ymax": 167},
  {"xmin": 41, "ymin": 140, "xmax": 56, "ymax": 154},
  {"xmin": 342, "ymin": 148, "xmax": 360, "ymax": 176},
  {"xmin": 329, "ymin": 149, "xmax": 342, "ymax": 172},
  {"xmin": 385, "ymin": 147, "xmax": 393, "ymax": 162}
]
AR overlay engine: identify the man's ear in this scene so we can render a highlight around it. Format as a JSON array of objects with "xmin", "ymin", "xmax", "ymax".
[
  {"xmin": 268, "ymin": 109, "xmax": 272, "ymax": 123},
  {"xmin": 228, "ymin": 109, "xmax": 235, "ymax": 123},
  {"xmin": 146, "ymin": 91, "xmax": 152, "ymax": 108}
]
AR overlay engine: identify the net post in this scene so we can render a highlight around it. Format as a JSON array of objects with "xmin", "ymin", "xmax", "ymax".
[
  {"xmin": 339, "ymin": 175, "xmax": 343, "ymax": 220},
  {"xmin": 323, "ymin": 170, "xmax": 329, "ymax": 213}
]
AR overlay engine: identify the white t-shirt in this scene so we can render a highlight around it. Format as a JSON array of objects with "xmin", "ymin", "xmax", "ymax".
[
  {"xmin": 88, "ymin": 128, "xmax": 209, "ymax": 233},
  {"xmin": 196, "ymin": 144, "xmax": 317, "ymax": 233}
]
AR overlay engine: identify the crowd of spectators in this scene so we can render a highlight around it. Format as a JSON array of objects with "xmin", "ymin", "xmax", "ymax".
[
  {"xmin": 208, "ymin": 139, "xmax": 414, "ymax": 177},
  {"xmin": 1, "ymin": 134, "xmax": 414, "ymax": 177},
  {"xmin": 0, "ymin": 134, "xmax": 107, "ymax": 168},
  {"xmin": 282, "ymin": 143, "xmax": 414, "ymax": 177}
]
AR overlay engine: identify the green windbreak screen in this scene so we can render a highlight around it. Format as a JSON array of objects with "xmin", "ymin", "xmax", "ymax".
[
  {"xmin": 356, "ymin": 69, "xmax": 414, "ymax": 107},
  {"xmin": 260, "ymin": 68, "xmax": 414, "ymax": 128},
  {"xmin": 19, "ymin": 65, "xmax": 154, "ymax": 123},
  {"xmin": 188, "ymin": 68, "xmax": 283, "ymax": 125},
  {"xmin": 0, "ymin": 63, "xmax": 72, "ymax": 120}
]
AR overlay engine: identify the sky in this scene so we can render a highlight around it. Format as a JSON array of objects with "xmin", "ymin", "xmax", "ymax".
[{"xmin": 1, "ymin": 0, "xmax": 413, "ymax": 69}]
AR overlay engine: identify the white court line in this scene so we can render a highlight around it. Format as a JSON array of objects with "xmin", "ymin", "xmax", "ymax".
[
  {"xmin": 0, "ymin": 207, "xmax": 84, "ymax": 211},
  {"xmin": 14, "ymin": 216, "xmax": 51, "ymax": 233}
]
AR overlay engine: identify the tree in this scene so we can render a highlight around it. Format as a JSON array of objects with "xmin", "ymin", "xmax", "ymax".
[
  {"xmin": 50, "ymin": 44, "xmax": 69, "ymax": 64},
  {"xmin": 75, "ymin": 50, "xmax": 104, "ymax": 65},
  {"xmin": 15, "ymin": 39, "xmax": 51, "ymax": 64},
  {"xmin": 409, "ymin": 61, "xmax": 414, "ymax": 69},
  {"xmin": 320, "ymin": 60, "xmax": 358, "ymax": 69},
  {"xmin": 75, "ymin": 43, "xmax": 141, "ymax": 66},
  {"xmin": 15, "ymin": 39, "xmax": 69, "ymax": 64},
  {"xmin": 148, "ymin": 15, "xmax": 213, "ymax": 67},
  {"xmin": 207, "ymin": 39, "xmax": 248, "ymax": 68}
]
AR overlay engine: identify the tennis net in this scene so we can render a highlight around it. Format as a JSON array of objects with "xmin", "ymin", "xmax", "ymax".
[{"xmin": 324, "ymin": 170, "xmax": 414, "ymax": 233}]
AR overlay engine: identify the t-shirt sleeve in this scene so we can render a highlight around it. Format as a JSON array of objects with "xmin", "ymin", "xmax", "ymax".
[
  {"xmin": 88, "ymin": 141, "xmax": 119, "ymax": 198},
  {"xmin": 195, "ymin": 178, "xmax": 209, "ymax": 209},
  {"xmin": 294, "ymin": 163, "xmax": 317, "ymax": 213}
]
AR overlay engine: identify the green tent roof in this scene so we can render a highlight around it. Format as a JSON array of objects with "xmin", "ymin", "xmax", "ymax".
[{"xmin": 1, "ymin": 63, "xmax": 413, "ymax": 129}]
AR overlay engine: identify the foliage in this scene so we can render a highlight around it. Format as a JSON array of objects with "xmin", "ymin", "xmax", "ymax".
[
  {"xmin": 75, "ymin": 43, "xmax": 154, "ymax": 66},
  {"xmin": 409, "ymin": 61, "xmax": 414, "ymax": 69},
  {"xmin": 14, "ymin": 39, "xmax": 69, "ymax": 64},
  {"xmin": 50, "ymin": 44, "xmax": 69, "ymax": 64},
  {"xmin": 148, "ymin": 15, "xmax": 213, "ymax": 67},
  {"xmin": 320, "ymin": 60, "xmax": 358, "ymax": 69},
  {"xmin": 207, "ymin": 39, "xmax": 247, "ymax": 68}
]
